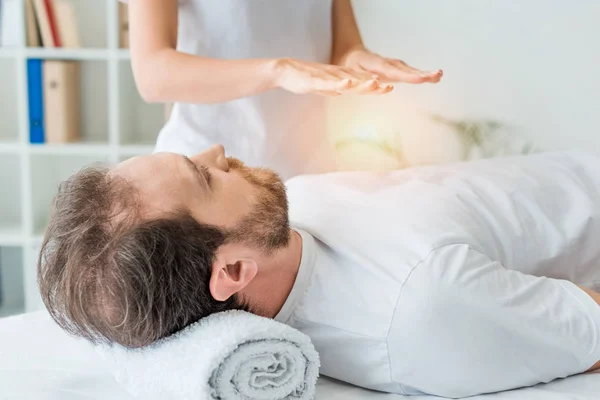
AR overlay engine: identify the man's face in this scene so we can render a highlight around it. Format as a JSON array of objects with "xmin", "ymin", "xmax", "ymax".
[{"xmin": 113, "ymin": 145, "xmax": 290, "ymax": 250}]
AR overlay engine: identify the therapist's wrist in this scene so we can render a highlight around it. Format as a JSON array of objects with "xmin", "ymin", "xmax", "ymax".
[
  {"xmin": 332, "ymin": 43, "xmax": 367, "ymax": 66},
  {"xmin": 239, "ymin": 58, "xmax": 285, "ymax": 94},
  {"xmin": 268, "ymin": 58, "xmax": 294, "ymax": 91}
]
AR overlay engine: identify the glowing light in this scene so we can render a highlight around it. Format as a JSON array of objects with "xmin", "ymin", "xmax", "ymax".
[{"xmin": 352, "ymin": 125, "xmax": 379, "ymax": 141}]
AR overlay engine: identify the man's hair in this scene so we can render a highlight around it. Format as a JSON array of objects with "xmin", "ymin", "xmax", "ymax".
[{"xmin": 38, "ymin": 164, "xmax": 248, "ymax": 348}]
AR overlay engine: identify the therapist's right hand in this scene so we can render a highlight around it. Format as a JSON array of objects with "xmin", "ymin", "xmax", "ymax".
[{"xmin": 272, "ymin": 58, "xmax": 393, "ymax": 97}]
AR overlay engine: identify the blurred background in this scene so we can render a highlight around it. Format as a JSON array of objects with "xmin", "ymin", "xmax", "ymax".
[{"xmin": 0, "ymin": 0, "xmax": 599, "ymax": 318}]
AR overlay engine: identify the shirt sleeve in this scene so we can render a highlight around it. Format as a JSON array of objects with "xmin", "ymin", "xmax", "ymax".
[{"xmin": 388, "ymin": 243, "xmax": 600, "ymax": 398}]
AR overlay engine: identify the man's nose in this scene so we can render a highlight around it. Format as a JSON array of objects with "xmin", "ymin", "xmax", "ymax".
[
  {"xmin": 191, "ymin": 144, "xmax": 229, "ymax": 171},
  {"xmin": 212, "ymin": 145, "xmax": 229, "ymax": 171}
]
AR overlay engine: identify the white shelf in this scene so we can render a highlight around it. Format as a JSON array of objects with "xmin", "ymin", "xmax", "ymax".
[
  {"xmin": 26, "ymin": 143, "xmax": 152, "ymax": 159},
  {"xmin": 0, "ymin": 48, "xmax": 19, "ymax": 59},
  {"xmin": 0, "ymin": 143, "xmax": 22, "ymax": 153},
  {"xmin": 0, "ymin": 48, "xmax": 131, "ymax": 61},
  {"xmin": 0, "ymin": 226, "xmax": 24, "ymax": 246},
  {"xmin": 25, "ymin": 48, "xmax": 110, "ymax": 61},
  {"xmin": 116, "ymin": 49, "xmax": 132, "ymax": 60},
  {"xmin": 0, "ymin": 2, "xmax": 164, "ymax": 316},
  {"xmin": 28, "ymin": 143, "xmax": 112, "ymax": 155}
]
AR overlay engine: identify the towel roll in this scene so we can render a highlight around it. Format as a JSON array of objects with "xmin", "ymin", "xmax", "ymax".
[{"xmin": 99, "ymin": 310, "xmax": 320, "ymax": 400}]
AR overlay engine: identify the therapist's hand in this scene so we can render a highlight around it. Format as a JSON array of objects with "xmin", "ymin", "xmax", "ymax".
[
  {"xmin": 338, "ymin": 45, "xmax": 443, "ymax": 84},
  {"xmin": 272, "ymin": 58, "xmax": 393, "ymax": 97}
]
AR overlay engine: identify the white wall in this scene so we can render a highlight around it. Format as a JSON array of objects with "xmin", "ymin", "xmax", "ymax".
[{"xmin": 334, "ymin": 0, "xmax": 600, "ymax": 162}]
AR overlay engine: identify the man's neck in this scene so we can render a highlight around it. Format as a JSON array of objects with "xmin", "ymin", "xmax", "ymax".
[{"xmin": 243, "ymin": 229, "xmax": 303, "ymax": 319}]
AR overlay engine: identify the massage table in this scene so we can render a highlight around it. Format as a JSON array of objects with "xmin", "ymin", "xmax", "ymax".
[{"xmin": 1, "ymin": 311, "xmax": 600, "ymax": 400}]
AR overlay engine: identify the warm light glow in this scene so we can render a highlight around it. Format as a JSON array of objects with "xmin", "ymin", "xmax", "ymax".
[
  {"xmin": 352, "ymin": 125, "xmax": 379, "ymax": 141},
  {"xmin": 333, "ymin": 123, "xmax": 404, "ymax": 171},
  {"xmin": 326, "ymin": 99, "xmax": 408, "ymax": 171}
]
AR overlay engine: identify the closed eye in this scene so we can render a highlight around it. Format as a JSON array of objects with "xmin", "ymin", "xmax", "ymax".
[{"xmin": 182, "ymin": 156, "xmax": 211, "ymax": 189}]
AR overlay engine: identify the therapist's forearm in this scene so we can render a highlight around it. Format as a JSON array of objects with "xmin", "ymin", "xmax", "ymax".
[
  {"xmin": 331, "ymin": 0, "xmax": 365, "ymax": 65},
  {"xmin": 129, "ymin": 0, "xmax": 387, "ymax": 103},
  {"xmin": 129, "ymin": 0, "xmax": 278, "ymax": 104},
  {"xmin": 135, "ymin": 50, "xmax": 279, "ymax": 104}
]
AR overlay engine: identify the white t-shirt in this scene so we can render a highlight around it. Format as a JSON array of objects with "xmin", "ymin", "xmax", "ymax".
[
  {"xmin": 279, "ymin": 151, "xmax": 600, "ymax": 397},
  {"xmin": 122, "ymin": 0, "xmax": 335, "ymax": 179}
]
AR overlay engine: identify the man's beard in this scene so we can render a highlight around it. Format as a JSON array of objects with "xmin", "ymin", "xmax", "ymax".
[{"xmin": 225, "ymin": 157, "xmax": 290, "ymax": 253}]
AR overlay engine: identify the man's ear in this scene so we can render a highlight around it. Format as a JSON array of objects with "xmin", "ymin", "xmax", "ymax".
[{"xmin": 209, "ymin": 249, "xmax": 258, "ymax": 302}]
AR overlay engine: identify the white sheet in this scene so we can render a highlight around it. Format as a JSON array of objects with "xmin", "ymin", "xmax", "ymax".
[{"xmin": 1, "ymin": 311, "xmax": 599, "ymax": 400}]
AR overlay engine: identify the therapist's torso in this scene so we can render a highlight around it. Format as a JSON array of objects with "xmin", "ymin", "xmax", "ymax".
[{"xmin": 157, "ymin": 0, "xmax": 335, "ymax": 179}]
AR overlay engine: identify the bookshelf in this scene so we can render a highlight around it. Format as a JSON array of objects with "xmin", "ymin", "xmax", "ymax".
[{"xmin": 0, "ymin": 0, "xmax": 164, "ymax": 317}]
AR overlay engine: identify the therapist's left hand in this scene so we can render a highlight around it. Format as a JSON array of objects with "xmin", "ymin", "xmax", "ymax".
[{"xmin": 338, "ymin": 46, "xmax": 443, "ymax": 84}]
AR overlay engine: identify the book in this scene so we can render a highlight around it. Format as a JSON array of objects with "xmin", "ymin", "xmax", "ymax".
[
  {"xmin": 119, "ymin": 2, "xmax": 129, "ymax": 49},
  {"xmin": 0, "ymin": 0, "xmax": 21, "ymax": 47},
  {"xmin": 54, "ymin": 0, "xmax": 80, "ymax": 48},
  {"xmin": 27, "ymin": 59, "xmax": 45, "ymax": 144},
  {"xmin": 43, "ymin": 61, "xmax": 80, "ymax": 143},
  {"xmin": 32, "ymin": 0, "xmax": 55, "ymax": 47},
  {"xmin": 25, "ymin": 0, "xmax": 41, "ymax": 47},
  {"xmin": 43, "ymin": 0, "xmax": 61, "ymax": 47}
]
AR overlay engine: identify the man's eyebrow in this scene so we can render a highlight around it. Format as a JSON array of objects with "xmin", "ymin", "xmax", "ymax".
[{"xmin": 182, "ymin": 156, "xmax": 210, "ymax": 189}]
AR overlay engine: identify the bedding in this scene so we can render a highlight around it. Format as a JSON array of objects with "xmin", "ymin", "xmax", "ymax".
[{"xmin": 1, "ymin": 311, "xmax": 599, "ymax": 400}]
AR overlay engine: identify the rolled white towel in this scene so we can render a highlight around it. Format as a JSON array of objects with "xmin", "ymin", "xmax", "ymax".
[{"xmin": 98, "ymin": 310, "xmax": 320, "ymax": 400}]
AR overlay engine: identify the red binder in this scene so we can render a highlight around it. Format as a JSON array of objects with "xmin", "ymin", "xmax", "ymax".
[{"xmin": 43, "ymin": 0, "xmax": 61, "ymax": 47}]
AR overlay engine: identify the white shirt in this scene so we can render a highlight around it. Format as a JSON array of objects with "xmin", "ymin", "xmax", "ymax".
[
  {"xmin": 123, "ymin": 0, "xmax": 335, "ymax": 179},
  {"xmin": 279, "ymin": 151, "xmax": 600, "ymax": 397}
]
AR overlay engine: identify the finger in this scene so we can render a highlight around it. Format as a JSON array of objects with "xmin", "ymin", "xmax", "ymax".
[
  {"xmin": 351, "ymin": 64, "xmax": 381, "ymax": 80},
  {"xmin": 352, "ymin": 79, "xmax": 386, "ymax": 94},
  {"xmin": 390, "ymin": 60, "xmax": 443, "ymax": 83},
  {"xmin": 371, "ymin": 84, "xmax": 394, "ymax": 95},
  {"xmin": 315, "ymin": 67, "xmax": 344, "ymax": 82},
  {"xmin": 327, "ymin": 71, "xmax": 363, "ymax": 89},
  {"xmin": 312, "ymin": 66, "xmax": 364, "ymax": 90},
  {"xmin": 338, "ymin": 66, "xmax": 378, "ymax": 81},
  {"xmin": 373, "ymin": 61, "xmax": 431, "ymax": 84},
  {"xmin": 427, "ymin": 69, "xmax": 444, "ymax": 83},
  {"xmin": 310, "ymin": 76, "xmax": 354, "ymax": 93},
  {"xmin": 322, "ymin": 66, "xmax": 348, "ymax": 81},
  {"xmin": 361, "ymin": 82, "xmax": 394, "ymax": 95},
  {"xmin": 399, "ymin": 64, "xmax": 443, "ymax": 83},
  {"xmin": 325, "ymin": 66, "xmax": 375, "ymax": 89},
  {"xmin": 330, "ymin": 69, "xmax": 366, "ymax": 85}
]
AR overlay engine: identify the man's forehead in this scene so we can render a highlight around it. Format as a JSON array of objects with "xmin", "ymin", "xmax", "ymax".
[
  {"xmin": 111, "ymin": 153, "xmax": 186, "ymax": 217},
  {"xmin": 113, "ymin": 153, "xmax": 172, "ymax": 180}
]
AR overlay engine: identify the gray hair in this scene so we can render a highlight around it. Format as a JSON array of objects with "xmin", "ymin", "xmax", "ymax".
[{"xmin": 38, "ymin": 164, "xmax": 248, "ymax": 348}]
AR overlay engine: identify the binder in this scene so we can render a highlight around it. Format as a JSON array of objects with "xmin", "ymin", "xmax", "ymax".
[
  {"xmin": 43, "ymin": 0, "xmax": 61, "ymax": 47},
  {"xmin": 25, "ymin": 0, "xmax": 41, "ymax": 47},
  {"xmin": 32, "ymin": 0, "xmax": 55, "ymax": 47},
  {"xmin": 43, "ymin": 61, "xmax": 80, "ymax": 143},
  {"xmin": 27, "ymin": 59, "xmax": 45, "ymax": 144},
  {"xmin": 54, "ymin": 0, "xmax": 80, "ymax": 48},
  {"xmin": 119, "ymin": 3, "xmax": 129, "ymax": 49}
]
